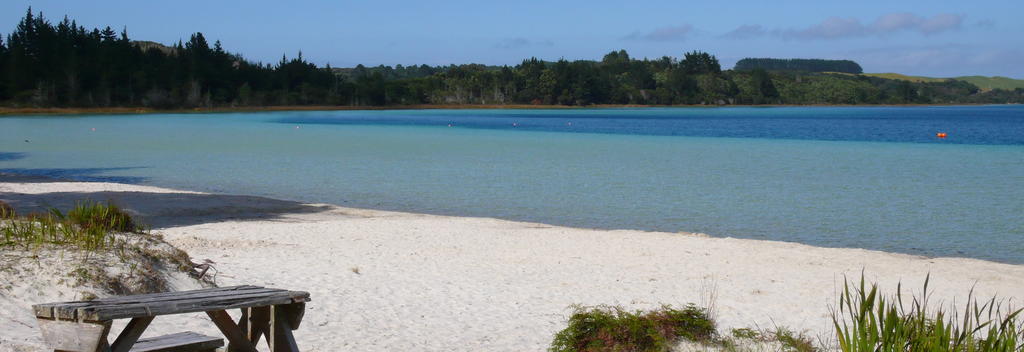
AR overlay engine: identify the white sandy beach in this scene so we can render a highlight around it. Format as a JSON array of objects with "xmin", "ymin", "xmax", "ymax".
[{"xmin": 1, "ymin": 175, "xmax": 1023, "ymax": 351}]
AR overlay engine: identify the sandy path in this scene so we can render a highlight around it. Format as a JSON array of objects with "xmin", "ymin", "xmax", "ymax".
[{"xmin": 2, "ymin": 176, "xmax": 1022, "ymax": 351}]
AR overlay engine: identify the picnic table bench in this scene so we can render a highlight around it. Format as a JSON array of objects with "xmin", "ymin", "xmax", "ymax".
[{"xmin": 32, "ymin": 285, "xmax": 311, "ymax": 352}]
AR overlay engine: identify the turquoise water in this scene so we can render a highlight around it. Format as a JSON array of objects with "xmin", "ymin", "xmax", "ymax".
[{"xmin": 1, "ymin": 106, "xmax": 1022, "ymax": 263}]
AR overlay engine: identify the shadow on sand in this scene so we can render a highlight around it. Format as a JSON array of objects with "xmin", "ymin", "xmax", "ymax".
[
  {"xmin": 0, "ymin": 174, "xmax": 334, "ymax": 228},
  {"xmin": 0, "ymin": 152, "xmax": 27, "ymax": 161},
  {"xmin": 0, "ymin": 167, "xmax": 150, "ymax": 184}
]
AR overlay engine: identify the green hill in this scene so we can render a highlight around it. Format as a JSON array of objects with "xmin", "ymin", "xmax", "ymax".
[
  {"xmin": 863, "ymin": 73, "xmax": 949, "ymax": 83},
  {"xmin": 953, "ymin": 76, "xmax": 1024, "ymax": 90},
  {"xmin": 864, "ymin": 73, "xmax": 1024, "ymax": 90}
]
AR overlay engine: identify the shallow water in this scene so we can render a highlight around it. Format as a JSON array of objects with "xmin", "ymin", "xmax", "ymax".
[{"xmin": 1, "ymin": 106, "xmax": 1022, "ymax": 263}]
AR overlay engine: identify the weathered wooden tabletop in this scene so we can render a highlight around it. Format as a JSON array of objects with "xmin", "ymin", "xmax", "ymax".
[
  {"xmin": 33, "ymin": 285, "xmax": 311, "ymax": 352},
  {"xmin": 34, "ymin": 285, "xmax": 310, "ymax": 322}
]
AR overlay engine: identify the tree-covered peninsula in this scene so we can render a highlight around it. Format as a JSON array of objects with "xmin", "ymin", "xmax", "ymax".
[{"xmin": 1, "ymin": 9, "xmax": 1021, "ymax": 109}]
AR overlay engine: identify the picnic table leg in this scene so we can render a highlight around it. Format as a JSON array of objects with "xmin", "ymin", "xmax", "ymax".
[
  {"xmin": 237, "ymin": 308, "xmax": 249, "ymax": 337},
  {"xmin": 109, "ymin": 316, "xmax": 154, "ymax": 352},
  {"xmin": 206, "ymin": 310, "xmax": 257, "ymax": 352},
  {"xmin": 97, "ymin": 322, "xmax": 112, "ymax": 352},
  {"xmin": 247, "ymin": 306, "xmax": 272, "ymax": 347},
  {"xmin": 269, "ymin": 304, "xmax": 300, "ymax": 352}
]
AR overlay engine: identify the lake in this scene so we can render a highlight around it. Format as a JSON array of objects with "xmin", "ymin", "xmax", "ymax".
[{"xmin": 1, "ymin": 106, "xmax": 1022, "ymax": 263}]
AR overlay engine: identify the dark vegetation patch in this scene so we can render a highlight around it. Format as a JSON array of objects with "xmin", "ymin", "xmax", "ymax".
[{"xmin": 549, "ymin": 304, "xmax": 715, "ymax": 352}]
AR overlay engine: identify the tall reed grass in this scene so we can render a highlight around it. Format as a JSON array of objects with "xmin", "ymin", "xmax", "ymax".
[
  {"xmin": 832, "ymin": 275, "xmax": 1022, "ymax": 352},
  {"xmin": 0, "ymin": 200, "xmax": 138, "ymax": 251}
]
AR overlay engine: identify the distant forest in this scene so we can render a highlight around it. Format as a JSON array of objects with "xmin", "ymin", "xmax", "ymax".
[
  {"xmin": 0, "ymin": 9, "xmax": 1022, "ymax": 108},
  {"xmin": 734, "ymin": 58, "xmax": 863, "ymax": 74}
]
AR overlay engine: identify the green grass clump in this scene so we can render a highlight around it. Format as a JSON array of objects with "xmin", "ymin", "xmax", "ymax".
[
  {"xmin": 721, "ymin": 327, "xmax": 817, "ymax": 352},
  {"xmin": 1, "ymin": 201, "xmax": 138, "ymax": 251},
  {"xmin": 832, "ymin": 274, "xmax": 1023, "ymax": 352},
  {"xmin": 0, "ymin": 200, "xmax": 13, "ymax": 218},
  {"xmin": 62, "ymin": 200, "xmax": 138, "ymax": 232},
  {"xmin": 550, "ymin": 304, "xmax": 716, "ymax": 352}
]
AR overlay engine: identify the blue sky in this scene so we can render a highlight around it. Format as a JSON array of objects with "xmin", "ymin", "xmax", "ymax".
[{"xmin": 2, "ymin": 1, "xmax": 1022, "ymax": 77}]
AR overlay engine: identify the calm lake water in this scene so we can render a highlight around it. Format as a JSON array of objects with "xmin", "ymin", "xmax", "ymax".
[{"xmin": 1, "ymin": 106, "xmax": 1022, "ymax": 263}]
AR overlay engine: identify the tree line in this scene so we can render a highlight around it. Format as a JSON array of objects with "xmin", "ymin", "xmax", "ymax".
[
  {"xmin": 734, "ymin": 58, "xmax": 863, "ymax": 74},
  {"xmin": 1, "ymin": 9, "xmax": 1021, "ymax": 108}
]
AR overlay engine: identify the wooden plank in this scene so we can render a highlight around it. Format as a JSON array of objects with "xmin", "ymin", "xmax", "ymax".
[
  {"xmin": 66, "ymin": 291, "xmax": 310, "ymax": 321},
  {"xmin": 36, "ymin": 318, "xmax": 109, "ymax": 352},
  {"xmin": 34, "ymin": 302, "xmax": 92, "ymax": 320},
  {"xmin": 269, "ymin": 305, "xmax": 300, "ymax": 352},
  {"xmin": 35, "ymin": 286, "xmax": 267, "ymax": 312},
  {"xmin": 35, "ymin": 286, "xmax": 260, "ymax": 308},
  {"xmin": 206, "ymin": 310, "xmax": 257, "ymax": 352},
  {"xmin": 81, "ymin": 286, "xmax": 275, "ymax": 304},
  {"xmin": 34, "ymin": 286, "xmax": 267, "ymax": 319},
  {"xmin": 53, "ymin": 287, "xmax": 278, "ymax": 310},
  {"xmin": 61, "ymin": 289, "xmax": 290, "ymax": 319},
  {"xmin": 110, "ymin": 316, "xmax": 154, "ymax": 352},
  {"xmin": 130, "ymin": 331, "xmax": 224, "ymax": 352}
]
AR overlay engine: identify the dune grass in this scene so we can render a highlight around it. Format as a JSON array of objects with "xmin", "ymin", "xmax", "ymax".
[
  {"xmin": 549, "ymin": 304, "xmax": 715, "ymax": 352},
  {"xmin": 550, "ymin": 275, "xmax": 1022, "ymax": 351},
  {"xmin": 0, "ymin": 200, "xmax": 137, "ymax": 251}
]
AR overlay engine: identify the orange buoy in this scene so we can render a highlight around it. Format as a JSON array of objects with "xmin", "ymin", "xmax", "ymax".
[{"xmin": 936, "ymin": 132, "xmax": 947, "ymax": 138}]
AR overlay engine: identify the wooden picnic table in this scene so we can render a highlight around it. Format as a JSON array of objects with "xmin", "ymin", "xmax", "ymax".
[{"xmin": 32, "ymin": 285, "xmax": 311, "ymax": 352}]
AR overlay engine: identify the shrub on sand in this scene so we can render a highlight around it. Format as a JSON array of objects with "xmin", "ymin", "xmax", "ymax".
[{"xmin": 550, "ymin": 304, "xmax": 716, "ymax": 352}]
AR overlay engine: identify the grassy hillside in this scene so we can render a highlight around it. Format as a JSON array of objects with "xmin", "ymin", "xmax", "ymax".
[
  {"xmin": 954, "ymin": 76, "xmax": 1024, "ymax": 90},
  {"xmin": 863, "ymin": 73, "xmax": 950, "ymax": 83},
  {"xmin": 864, "ymin": 73, "xmax": 1024, "ymax": 90}
]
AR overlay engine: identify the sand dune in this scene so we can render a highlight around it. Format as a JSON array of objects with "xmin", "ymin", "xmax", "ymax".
[{"xmin": 2, "ymin": 175, "xmax": 1022, "ymax": 351}]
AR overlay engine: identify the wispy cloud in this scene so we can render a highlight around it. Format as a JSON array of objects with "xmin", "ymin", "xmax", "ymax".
[
  {"xmin": 780, "ymin": 13, "xmax": 964, "ymax": 40},
  {"xmin": 783, "ymin": 17, "xmax": 867, "ymax": 39},
  {"xmin": 623, "ymin": 24, "xmax": 694, "ymax": 42},
  {"xmin": 973, "ymin": 19, "xmax": 996, "ymax": 28},
  {"xmin": 495, "ymin": 38, "xmax": 554, "ymax": 49},
  {"xmin": 720, "ymin": 24, "xmax": 767, "ymax": 39},
  {"xmin": 723, "ymin": 13, "xmax": 966, "ymax": 41}
]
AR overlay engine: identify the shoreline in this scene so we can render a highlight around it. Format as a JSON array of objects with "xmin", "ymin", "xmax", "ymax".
[
  {"xmin": 2, "ymin": 173, "xmax": 1023, "ymax": 351},
  {"xmin": 1, "ymin": 172, "xmax": 1014, "ymax": 266},
  {"xmin": 0, "ymin": 103, "xmax": 1015, "ymax": 116}
]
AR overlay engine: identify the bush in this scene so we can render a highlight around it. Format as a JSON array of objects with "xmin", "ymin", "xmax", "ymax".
[
  {"xmin": 550, "ymin": 304, "xmax": 715, "ymax": 352},
  {"xmin": 63, "ymin": 200, "xmax": 137, "ymax": 232},
  {"xmin": 832, "ymin": 275, "xmax": 1023, "ymax": 352}
]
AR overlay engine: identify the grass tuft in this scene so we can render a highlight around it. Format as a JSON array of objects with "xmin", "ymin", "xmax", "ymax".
[
  {"xmin": 549, "ymin": 304, "xmax": 716, "ymax": 352},
  {"xmin": 63, "ymin": 200, "xmax": 138, "ymax": 232},
  {"xmin": 0, "ymin": 200, "xmax": 13, "ymax": 218},
  {"xmin": 1, "ymin": 200, "xmax": 137, "ymax": 251},
  {"xmin": 831, "ymin": 274, "xmax": 1023, "ymax": 352}
]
